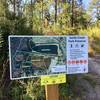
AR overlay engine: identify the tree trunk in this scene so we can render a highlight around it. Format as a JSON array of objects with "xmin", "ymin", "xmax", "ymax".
[
  {"xmin": 0, "ymin": 59, "xmax": 11, "ymax": 100},
  {"xmin": 71, "ymin": 0, "xmax": 74, "ymax": 27},
  {"xmin": 30, "ymin": 0, "xmax": 33, "ymax": 30},
  {"xmin": 13, "ymin": 0, "xmax": 16, "ymax": 17},
  {"xmin": 55, "ymin": 0, "xmax": 57, "ymax": 23},
  {"xmin": 41, "ymin": 0, "xmax": 43, "ymax": 33}
]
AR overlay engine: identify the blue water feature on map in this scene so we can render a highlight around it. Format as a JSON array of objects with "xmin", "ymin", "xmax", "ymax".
[{"xmin": 31, "ymin": 45, "xmax": 58, "ymax": 54}]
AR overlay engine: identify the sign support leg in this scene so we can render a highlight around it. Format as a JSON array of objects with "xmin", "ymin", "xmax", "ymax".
[{"xmin": 45, "ymin": 84, "xmax": 59, "ymax": 100}]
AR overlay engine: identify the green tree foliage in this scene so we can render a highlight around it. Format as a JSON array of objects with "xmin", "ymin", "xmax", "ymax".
[{"xmin": 0, "ymin": 0, "xmax": 32, "ymax": 99}]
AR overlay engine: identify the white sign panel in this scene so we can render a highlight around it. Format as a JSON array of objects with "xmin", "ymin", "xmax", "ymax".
[{"xmin": 67, "ymin": 36, "xmax": 88, "ymax": 74}]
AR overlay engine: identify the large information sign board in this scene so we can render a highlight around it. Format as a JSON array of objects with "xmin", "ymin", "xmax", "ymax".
[
  {"xmin": 9, "ymin": 36, "xmax": 66, "ymax": 80},
  {"xmin": 9, "ymin": 35, "xmax": 88, "ymax": 80},
  {"xmin": 67, "ymin": 36, "xmax": 88, "ymax": 74}
]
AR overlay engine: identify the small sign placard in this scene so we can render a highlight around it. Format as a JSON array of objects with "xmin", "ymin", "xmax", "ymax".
[{"xmin": 41, "ymin": 74, "xmax": 66, "ymax": 85}]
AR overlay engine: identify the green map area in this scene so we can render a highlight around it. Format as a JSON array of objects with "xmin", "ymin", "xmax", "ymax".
[{"xmin": 9, "ymin": 36, "xmax": 66, "ymax": 79}]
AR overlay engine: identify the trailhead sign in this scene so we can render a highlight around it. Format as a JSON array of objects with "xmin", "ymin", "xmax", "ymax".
[
  {"xmin": 9, "ymin": 35, "xmax": 88, "ymax": 80},
  {"xmin": 67, "ymin": 36, "xmax": 88, "ymax": 74}
]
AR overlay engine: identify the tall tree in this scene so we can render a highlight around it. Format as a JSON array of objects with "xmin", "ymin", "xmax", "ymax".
[
  {"xmin": 55, "ymin": 0, "xmax": 57, "ymax": 23},
  {"xmin": 71, "ymin": 0, "xmax": 74, "ymax": 27}
]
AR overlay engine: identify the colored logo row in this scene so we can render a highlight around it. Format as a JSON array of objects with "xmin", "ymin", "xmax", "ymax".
[{"xmin": 67, "ymin": 60, "xmax": 87, "ymax": 64}]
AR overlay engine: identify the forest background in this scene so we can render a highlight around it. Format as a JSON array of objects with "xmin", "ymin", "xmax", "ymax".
[{"xmin": 0, "ymin": 0, "xmax": 100, "ymax": 100}]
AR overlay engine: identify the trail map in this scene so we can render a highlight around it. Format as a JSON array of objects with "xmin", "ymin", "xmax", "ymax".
[{"xmin": 9, "ymin": 36, "xmax": 66, "ymax": 79}]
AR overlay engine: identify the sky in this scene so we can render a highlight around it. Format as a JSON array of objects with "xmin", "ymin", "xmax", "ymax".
[{"xmin": 83, "ymin": 0, "xmax": 92, "ymax": 9}]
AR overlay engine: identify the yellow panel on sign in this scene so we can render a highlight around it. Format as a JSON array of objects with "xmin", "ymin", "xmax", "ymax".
[{"xmin": 41, "ymin": 74, "xmax": 66, "ymax": 85}]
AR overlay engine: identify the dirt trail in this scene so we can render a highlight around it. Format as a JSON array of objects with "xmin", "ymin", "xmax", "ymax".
[
  {"xmin": 89, "ymin": 56, "xmax": 100, "ymax": 75},
  {"xmin": 73, "ymin": 55, "xmax": 100, "ymax": 100}
]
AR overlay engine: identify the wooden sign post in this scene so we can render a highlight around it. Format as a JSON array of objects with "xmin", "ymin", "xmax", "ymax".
[
  {"xmin": 45, "ymin": 84, "xmax": 59, "ymax": 100},
  {"xmin": 42, "ymin": 74, "xmax": 66, "ymax": 100}
]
